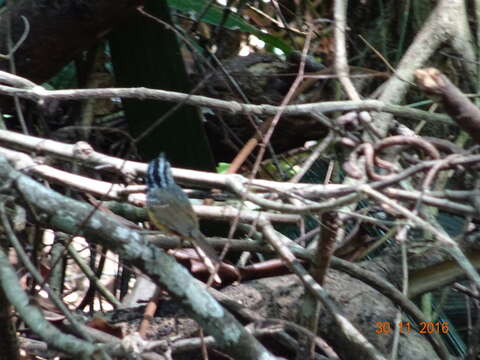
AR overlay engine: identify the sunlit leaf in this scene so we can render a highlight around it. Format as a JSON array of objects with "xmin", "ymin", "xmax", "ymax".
[{"xmin": 167, "ymin": 0, "xmax": 292, "ymax": 54}]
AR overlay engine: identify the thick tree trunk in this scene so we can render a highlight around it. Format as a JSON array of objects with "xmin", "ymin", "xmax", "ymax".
[{"xmin": 0, "ymin": 0, "xmax": 142, "ymax": 83}]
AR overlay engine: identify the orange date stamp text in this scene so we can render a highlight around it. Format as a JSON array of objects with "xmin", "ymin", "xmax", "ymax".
[{"xmin": 374, "ymin": 321, "xmax": 449, "ymax": 335}]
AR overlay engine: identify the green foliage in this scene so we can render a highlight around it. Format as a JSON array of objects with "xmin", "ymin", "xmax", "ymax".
[
  {"xmin": 262, "ymin": 156, "xmax": 298, "ymax": 180},
  {"xmin": 216, "ymin": 162, "xmax": 230, "ymax": 173},
  {"xmin": 43, "ymin": 62, "xmax": 77, "ymax": 89},
  {"xmin": 167, "ymin": 0, "xmax": 292, "ymax": 54}
]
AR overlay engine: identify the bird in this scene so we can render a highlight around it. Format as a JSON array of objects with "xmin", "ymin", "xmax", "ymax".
[{"xmin": 145, "ymin": 154, "xmax": 221, "ymax": 281}]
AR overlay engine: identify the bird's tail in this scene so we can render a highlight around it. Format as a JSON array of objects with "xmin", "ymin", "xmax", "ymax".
[{"xmin": 190, "ymin": 229, "xmax": 222, "ymax": 284}]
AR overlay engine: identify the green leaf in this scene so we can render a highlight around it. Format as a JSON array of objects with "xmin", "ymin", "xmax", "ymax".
[
  {"xmin": 43, "ymin": 62, "xmax": 77, "ymax": 89},
  {"xmin": 167, "ymin": 0, "xmax": 292, "ymax": 54},
  {"xmin": 216, "ymin": 162, "xmax": 231, "ymax": 173}
]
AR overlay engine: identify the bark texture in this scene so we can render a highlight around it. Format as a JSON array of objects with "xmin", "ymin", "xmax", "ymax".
[{"xmin": 0, "ymin": 0, "xmax": 142, "ymax": 83}]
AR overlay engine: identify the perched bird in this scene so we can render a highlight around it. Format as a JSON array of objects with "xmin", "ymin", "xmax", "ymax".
[{"xmin": 146, "ymin": 154, "xmax": 220, "ymax": 281}]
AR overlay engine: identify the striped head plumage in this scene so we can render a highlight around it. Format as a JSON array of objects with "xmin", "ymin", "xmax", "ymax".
[{"xmin": 146, "ymin": 153, "xmax": 175, "ymax": 190}]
